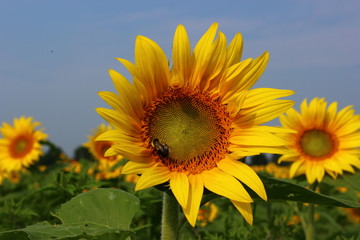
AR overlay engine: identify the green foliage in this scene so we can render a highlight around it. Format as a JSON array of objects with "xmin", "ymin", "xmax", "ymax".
[
  {"xmin": 0, "ymin": 189, "xmax": 139, "ymax": 240},
  {"xmin": 0, "ymin": 160, "xmax": 102, "ymax": 230},
  {"xmin": 201, "ymin": 174, "xmax": 360, "ymax": 208},
  {"xmin": 0, "ymin": 145, "xmax": 359, "ymax": 239}
]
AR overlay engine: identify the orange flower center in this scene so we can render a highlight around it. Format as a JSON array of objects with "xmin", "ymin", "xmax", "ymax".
[
  {"xmin": 10, "ymin": 135, "xmax": 34, "ymax": 158},
  {"xmin": 141, "ymin": 87, "xmax": 232, "ymax": 174},
  {"xmin": 299, "ymin": 129, "xmax": 337, "ymax": 160}
]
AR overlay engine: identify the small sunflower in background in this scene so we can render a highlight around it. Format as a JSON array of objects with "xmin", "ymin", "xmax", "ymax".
[
  {"xmin": 250, "ymin": 162, "xmax": 290, "ymax": 179},
  {"xmin": 344, "ymin": 201, "xmax": 360, "ymax": 224},
  {"xmin": 278, "ymin": 98, "xmax": 360, "ymax": 184},
  {"xmin": 84, "ymin": 123, "xmax": 123, "ymax": 179},
  {"xmin": 264, "ymin": 163, "xmax": 290, "ymax": 179},
  {"xmin": 197, "ymin": 202, "xmax": 219, "ymax": 227},
  {"xmin": 0, "ymin": 169, "xmax": 21, "ymax": 184},
  {"xmin": 97, "ymin": 23, "xmax": 294, "ymax": 226},
  {"xmin": 0, "ymin": 116, "xmax": 47, "ymax": 172}
]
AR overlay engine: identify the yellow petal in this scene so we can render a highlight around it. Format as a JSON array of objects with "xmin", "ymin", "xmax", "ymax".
[
  {"xmin": 217, "ymin": 158, "xmax": 267, "ymax": 200},
  {"xmin": 135, "ymin": 36, "xmax": 170, "ymax": 97},
  {"xmin": 279, "ymin": 108, "xmax": 305, "ymax": 130},
  {"xmin": 184, "ymin": 174, "xmax": 204, "ymax": 227},
  {"xmin": 202, "ymin": 168, "xmax": 253, "ymax": 202},
  {"xmin": 242, "ymin": 88, "xmax": 295, "ymax": 109},
  {"xmin": 225, "ymin": 33, "xmax": 243, "ymax": 68},
  {"xmin": 289, "ymin": 159, "xmax": 305, "ymax": 178},
  {"xmin": 108, "ymin": 69, "xmax": 144, "ymax": 119},
  {"xmin": 313, "ymin": 163, "xmax": 325, "ymax": 182},
  {"xmin": 278, "ymin": 153, "xmax": 300, "ymax": 163},
  {"xmin": 230, "ymin": 130, "xmax": 285, "ymax": 147},
  {"xmin": 114, "ymin": 59, "xmax": 150, "ymax": 105},
  {"xmin": 122, "ymin": 161, "xmax": 154, "ymax": 174},
  {"xmin": 236, "ymin": 100, "xmax": 295, "ymax": 126},
  {"xmin": 115, "ymin": 58, "xmax": 137, "ymax": 76},
  {"xmin": 305, "ymin": 162, "xmax": 317, "ymax": 184},
  {"xmin": 201, "ymin": 31, "xmax": 227, "ymax": 90},
  {"xmin": 104, "ymin": 146, "xmax": 118, "ymax": 157},
  {"xmin": 226, "ymin": 91, "xmax": 248, "ymax": 116},
  {"xmin": 229, "ymin": 145, "xmax": 290, "ymax": 156},
  {"xmin": 252, "ymin": 125, "xmax": 297, "ymax": 133},
  {"xmin": 172, "ymin": 24, "xmax": 192, "ymax": 87},
  {"xmin": 322, "ymin": 158, "xmax": 343, "ymax": 173},
  {"xmin": 96, "ymin": 108, "xmax": 140, "ymax": 134},
  {"xmin": 135, "ymin": 166, "xmax": 171, "ymax": 191},
  {"xmin": 238, "ymin": 51, "xmax": 269, "ymax": 91},
  {"xmin": 190, "ymin": 23, "xmax": 218, "ymax": 87},
  {"xmin": 96, "ymin": 129, "xmax": 140, "ymax": 143},
  {"xmin": 170, "ymin": 172, "xmax": 189, "ymax": 209},
  {"xmin": 336, "ymin": 116, "xmax": 360, "ymax": 137},
  {"xmin": 111, "ymin": 143, "xmax": 151, "ymax": 163},
  {"xmin": 332, "ymin": 105, "xmax": 355, "ymax": 130},
  {"xmin": 98, "ymin": 91, "xmax": 122, "ymax": 111},
  {"xmin": 219, "ymin": 59, "xmax": 253, "ymax": 100},
  {"xmin": 338, "ymin": 132, "xmax": 360, "ymax": 148},
  {"xmin": 334, "ymin": 152, "xmax": 360, "ymax": 171},
  {"xmin": 231, "ymin": 200, "xmax": 253, "ymax": 225},
  {"xmin": 324, "ymin": 101, "xmax": 338, "ymax": 128}
]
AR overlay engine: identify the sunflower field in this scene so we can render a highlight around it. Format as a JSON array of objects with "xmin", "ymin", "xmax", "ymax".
[{"xmin": 0, "ymin": 23, "xmax": 359, "ymax": 240}]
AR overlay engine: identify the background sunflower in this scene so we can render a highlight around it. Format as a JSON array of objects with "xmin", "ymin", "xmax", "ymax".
[
  {"xmin": 0, "ymin": 116, "xmax": 47, "ymax": 172},
  {"xmin": 84, "ymin": 123, "xmax": 123, "ymax": 179},
  {"xmin": 278, "ymin": 98, "xmax": 360, "ymax": 184}
]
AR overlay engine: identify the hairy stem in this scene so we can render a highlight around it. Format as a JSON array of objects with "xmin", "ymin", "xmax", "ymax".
[{"xmin": 161, "ymin": 192, "xmax": 179, "ymax": 240}]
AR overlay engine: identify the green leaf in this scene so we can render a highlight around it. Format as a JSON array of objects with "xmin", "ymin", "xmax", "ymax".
[
  {"xmin": 55, "ymin": 188, "xmax": 139, "ymax": 228},
  {"xmin": 202, "ymin": 174, "xmax": 360, "ymax": 208},
  {"xmin": 0, "ymin": 189, "xmax": 139, "ymax": 240},
  {"xmin": 257, "ymin": 174, "xmax": 360, "ymax": 208}
]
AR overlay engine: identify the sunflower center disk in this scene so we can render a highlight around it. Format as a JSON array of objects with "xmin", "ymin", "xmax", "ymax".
[
  {"xmin": 300, "ymin": 129, "xmax": 335, "ymax": 159},
  {"xmin": 142, "ymin": 88, "xmax": 231, "ymax": 173},
  {"xmin": 11, "ymin": 136, "xmax": 32, "ymax": 158}
]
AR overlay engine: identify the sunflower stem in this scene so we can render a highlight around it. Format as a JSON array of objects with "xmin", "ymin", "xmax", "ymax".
[
  {"xmin": 305, "ymin": 182, "xmax": 318, "ymax": 240},
  {"xmin": 161, "ymin": 192, "xmax": 179, "ymax": 240}
]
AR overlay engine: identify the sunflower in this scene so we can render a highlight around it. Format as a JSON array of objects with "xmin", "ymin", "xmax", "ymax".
[
  {"xmin": 345, "ymin": 203, "xmax": 360, "ymax": 223},
  {"xmin": 0, "ymin": 169, "xmax": 21, "ymax": 184},
  {"xmin": 97, "ymin": 23, "xmax": 294, "ymax": 226},
  {"xmin": 84, "ymin": 123, "xmax": 123, "ymax": 179},
  {"xmin": 197, "ymin": 202, "xmax": 219, "ymax": 227},
  {"xmin": 0, "ymin": 116, "xmax": 47, "ymax": 172},
  {"xmin": 278, "ymin": 98, "xmax": 360, "ymax": 184}
]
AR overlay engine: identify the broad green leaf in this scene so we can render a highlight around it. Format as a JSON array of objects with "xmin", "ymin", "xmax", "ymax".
[
  {"xmin": 55, "ymin": 188, "xmax": 139, "ymax": 228},
  {"xmin": 202, "ymin": 174, "xmax": 360, "ymax": 208},
  {"xmin": 0, "ymin": 189, "xmax": 139, "ymax": 240},
  {"xmin": 257, "ymin": 174, "xmax": 360, "ymax": 208}
]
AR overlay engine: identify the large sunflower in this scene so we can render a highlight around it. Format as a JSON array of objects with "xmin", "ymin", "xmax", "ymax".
[
  {"xmin": 278, "ymin": 98, "xmax": 360, "ymax": 184},
  {"xmin": 0, "ymin": 116, "xmax": 47, "ymax": 172},
  {"xmin": 97, "ymin": 23, "xmax": 294, "ymax": 226}
]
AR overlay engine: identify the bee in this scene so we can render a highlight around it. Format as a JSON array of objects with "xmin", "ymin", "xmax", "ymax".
[{"xmin": 151, "ymin": 139, "xmax": 169, "ymax": 158}]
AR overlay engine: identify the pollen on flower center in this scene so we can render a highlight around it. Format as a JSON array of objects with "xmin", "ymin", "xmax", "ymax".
[
  {"xmin": 141, "ymin": 87, "xmax": 232, "ymax": 174},
  {"xmin": 299, "ymin": 129, "xmax": 337, "ymax": 160}
]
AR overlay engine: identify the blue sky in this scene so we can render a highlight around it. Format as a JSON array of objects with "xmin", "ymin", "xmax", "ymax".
[{"xmin": 1, "ymin": 0, "xmax": 360, "ymax": 155}]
